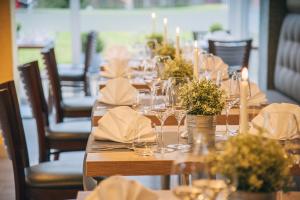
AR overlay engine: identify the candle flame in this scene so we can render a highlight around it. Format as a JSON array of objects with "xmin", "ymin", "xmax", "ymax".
[
  {"xmin": 151, "ymin": 12, "xmax": 156, "ymax": 19},
  {"xmin": 176, "ymin": 27, "xmax": 180, "ymax": 35},
  {"xmin": 194, "ymin": 40, "xmax": 198, "ymax": 48},
  {"xmin": 241, "ymin": 67, "xmax": 248, "ymax": 81},
  {"xmin": 163, "ymin": 18, "xmax": 168, "ymax": 25}
]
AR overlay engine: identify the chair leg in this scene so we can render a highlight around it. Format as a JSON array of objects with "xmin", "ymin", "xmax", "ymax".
[
  {"xmin": 52, "ymin": 151, "xmax": 60, "ymax": 161},
  {"xmin": 161, "ymin": 175, "xmax": 170, "ymax": 189}
]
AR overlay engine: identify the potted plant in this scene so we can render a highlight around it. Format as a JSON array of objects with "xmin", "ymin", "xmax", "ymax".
[
  {"xmin": 162, "ymin": 57, "xmax": 193, "ymax": 80},
  {"xmin": 155, "ymin": 44, "xmax": 176, "ymax": 59},
  {"xmin": 209, "ymin": 133, "xmax": 292, "ymax": 200},
  {"xmin": 178, "ymin": 79, "xmax": 225, "ymax": 144},
  {"xmin": 146, "ymin": 33, "xmax": 163, "ymax": 48}
]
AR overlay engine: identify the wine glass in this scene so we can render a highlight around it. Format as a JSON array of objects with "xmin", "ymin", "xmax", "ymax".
[
  {"xmin": 150, "ymin": 82, "xmax": 175, "ymax": 154},
  {"xmin": 171, "ymin": 134, "xmax": 212, "ymax": 200},
  {"xmin": 166, "ymin": 77, "xmax": 191, "ymax": 151},
  {"xmin": 153, "ymin": 55, "xmax": 171, "ymax": 79},
  {"xmin": 224, "ymin": 72, "xmax": 240, "ymax": 136}
]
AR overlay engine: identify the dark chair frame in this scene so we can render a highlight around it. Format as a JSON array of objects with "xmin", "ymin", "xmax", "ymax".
[
  {"xmin": 41, "ymin": 46, "xmax": 92, "ymax": 123},
  {"xmin": 18, "ymin": 61, "xmax": 89, "ymax": 162},
  {"xmin": 0, "ymin": 81, "xmax": 83, "ymax": 200},
  {"xmin": 208, "ymin": 38, "xmax": 252, "ymax": 69}
]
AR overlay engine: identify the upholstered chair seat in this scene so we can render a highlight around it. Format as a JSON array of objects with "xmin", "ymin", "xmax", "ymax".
[{"xmin": 25, "ymin": 159, "xmax": 83, "ymax": 188}]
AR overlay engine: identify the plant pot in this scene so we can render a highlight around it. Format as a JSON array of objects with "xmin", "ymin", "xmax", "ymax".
[
  {"xmin": 229, "ymin": 191, "xmax": 276, "ymax": 200},
  {"xmin": 186, "ymin": 115, "xmax": 216, "ymax": 146}
]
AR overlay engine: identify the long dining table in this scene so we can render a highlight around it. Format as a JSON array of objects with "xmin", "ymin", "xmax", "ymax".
[
  {"xmin": 85, "ymin": 68, "xmax": 300, "ymax": 186},
  {"xmin": 76, "ymin": 190, "xmax": 300, "ymax": 200},
  {"xmin": 85, "ymin": 97, "xmax": 300, "ymax": 178}
]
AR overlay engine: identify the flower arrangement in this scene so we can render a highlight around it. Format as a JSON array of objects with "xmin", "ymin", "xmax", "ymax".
[
  {"xmin": 146, "ymin": 33, "xmax": 163, "ymax": 46},
  {"xmin": 162, "ymin": 57, "xmax": 193, "ymax": 80},
  {"xmin": 209, "ymin": 133, "xmax": 292, "ymax": 193},
  {"xmin": 179, "ymin": 79, "xmax": 225, "ymax": 115},
  {"xmin": 155, "ymin": 44, "xmax": 176, "ymax": 59}
]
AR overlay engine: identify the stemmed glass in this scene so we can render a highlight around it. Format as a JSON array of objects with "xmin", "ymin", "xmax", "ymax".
[
  {"xmin": 166, "ymin": 77, "xmax": 191, "ymax": 151},
  {"xmin": 142, "ymin": 58, "xmax": 158, "ymax": 110},
  {"xmin": 150, "ymin": 80, "xmax": 175, "ymax": 154},
  {"xmin": 224, "ymin": 72, "xmax": 240, "ymax": 135},
  {"xmin": 172, "ymin": 134, "xmax": 236, "ymax": 200}
]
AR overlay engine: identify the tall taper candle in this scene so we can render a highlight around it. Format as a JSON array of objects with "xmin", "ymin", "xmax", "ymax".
[
  {"xmin": 163, "ymin": 18, "xmax": 168, "ymax": 47},
  {"xmin": 175, "ymin": 26, "xmax": 180, "ymax": 58},
  {"xmin": 240, "ymin": 67, "xmax": 249, "ymax": 133},
  {"xmin": 193, "ymin": 41, "xmax": 199, "ymax": 79},
  {"xmin": 151, "ymin": 12, "xmax": 156, "ymax": 34}
]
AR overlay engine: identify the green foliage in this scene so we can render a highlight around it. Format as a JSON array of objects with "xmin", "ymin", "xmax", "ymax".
[
  {"xmin": 16, "ymin": 23, "xmax": 21, "ymax": 32},
  {"xmin": 209, "ymin": 134, "xmax": 292, "ymax": 192},
  {"xmin": 81, "ymin": 32, "xmax": 104, "ymax": 53},
  {"xmin": 162, "ymin": 57, "xmax": 193, "ymax": 80},
  {"xmin": 179, "ymin": 79, "xmax": 225, "ymax": 115},
  {"xmin": 146, "ymin": 33, "xmax": 163, "ymax": 50},
  {"xmin": 209, "ymin": 22, "xmax": 223, "ymax": 33},
  {"xmin": 155, "ymin": 44, "xmax": 176, "ymax": 59},
  {"xmin": 36, "ymin": 0, "xmax": 69, "ymax": 8},
  {"xmin": 36, "ymin": 0, "xmax": 90, "ymax": 8},
  {"xmin": 146, "ymin": 33, "xmax": 163, "ymax": 44}
]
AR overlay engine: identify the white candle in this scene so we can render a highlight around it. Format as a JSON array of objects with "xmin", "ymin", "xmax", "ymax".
[
  {"xmin": 175, "ymin": 26, "xmax": 180, "ymax": 58},
  {"xmin": 193, "ymin": 41, "xmax": 199, "ymax": 80},
  {"xmin": 240, "ymin": 67, "xmax": 249, "ymax": 133},
  {"xmin": 151, "ymin": 12, "xmax": 156, "ymax": 34},
  {"xmin": 163, "ymin": 18, "xmax": 168, "ymax": 46}
]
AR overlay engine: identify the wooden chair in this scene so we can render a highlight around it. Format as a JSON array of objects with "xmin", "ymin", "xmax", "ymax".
[
  {"xmin": 41, "ymin": 45, "xmax": 95, "ymax": 123},
  {"xmin": 19, "ymin": 61, "xmax": 90, "ymax": 162},
  {"xmin": 0, "ymin": 81, "xmax": 83, "ymax": 200},
  {"xmin": 208, "ymin": 38, "xmax": 252, "ymax": 71},
  {"xmin": 56, "ymin": 31, "xmax": 97, "ymax": 96}
]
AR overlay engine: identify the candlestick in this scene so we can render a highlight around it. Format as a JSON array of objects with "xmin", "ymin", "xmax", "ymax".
[
  {"xmin": 193, "ymin": 41, "xmax": 199, "ymax": 80},
  {"xmin": 175, "ymin": 26, "xmax": 180, "ymax": 58},
  {"xmin": 240, "ymin": 67, "xmax": 249, "ymax": 133},
  {"xmin": 151, "ymin": 12, "xmax": 156, "ymax": 34},
  {"xmin": 163, "ymin": 18, "xmax": 168, "ymax": 46}
]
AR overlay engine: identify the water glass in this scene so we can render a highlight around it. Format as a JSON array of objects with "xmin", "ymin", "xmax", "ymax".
[
  {"xmin": 224, "ymin": 72, "xmax": 240, "ymax": 135},
  {"xmin": 133, "ymin": 124, "xmax": 155, "ymax": 156}
]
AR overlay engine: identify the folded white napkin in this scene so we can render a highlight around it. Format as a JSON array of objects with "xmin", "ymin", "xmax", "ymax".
[
  {"xmin": 102, "ymin": 46, "xmax": 131, "ymax": 78},
  {"xmin": 93, "ymin": 106, "xmax": 155, "ymax": 143},
  {"xmin": 201, "ymin": 55, "xmax": 229, "ymax": 80},
  {"xmin": 249, "ymin": 103, "xmax": 300, "ymax": 140},
  {"xmin": 221, "ymin": 80, "xmax": 267, "ymax": 106},
  {"xmin": 98, "ymin": 77, "xmax": 138, "ymax": 105},
  {"xmin": 86, "ymin": 176, "xmax": 158, "ymax": 200}
]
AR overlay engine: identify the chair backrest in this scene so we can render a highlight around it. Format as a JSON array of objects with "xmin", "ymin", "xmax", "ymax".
[
  {"xmin": 0, "ymin": 81, "xmax": 29, "ymax": 200},
  {"xmin": 19, "ymin": 61, "xmax": 50, "ymax": 162},
  {"xmin": 41, "ymin": 45, "xmax": 64, "ymax": 123},
  {"xmin": 208, "ymin": 39, "xmax": 252, "ymax": 69},
  {"xmin": 83, "ymin": 31, "xmax": 98, "ymax": 76},
  {"xmin": 274, "ymin": 14, "xmax": 300, "ymax": 103}
]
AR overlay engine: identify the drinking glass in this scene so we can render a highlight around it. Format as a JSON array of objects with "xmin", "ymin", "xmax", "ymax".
[
  {"xmin": 172, "ymin": 134, "xmax": 235, "ymax": 200},
  {"xmin": 224, "ymin": 72, "xmax": 240, "ymax": 135},
  {"xmin": 133, "ymin": 123, "xmax": 156, "ymax": 156},
  {"xmin": 153, "ymin": 55, "xmax": 171, "ymax": 79},
  {"xmin": 166, "ymin": 77, "xmax": 191, "ymax": 151},
  {"xmin": 150, "ymin": 82, "xmax": 175, "ymax": 154},
  {"xmin": 199, "ymin": 52, "xmax": 214, "ymax": 80}
]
